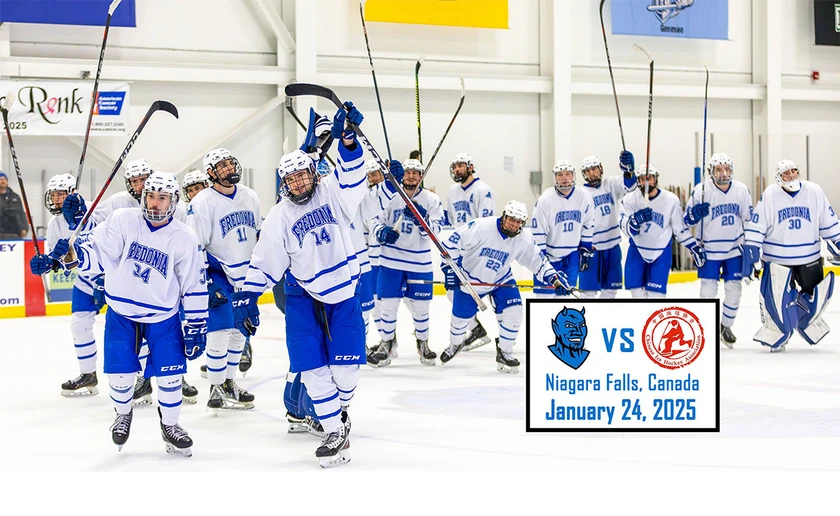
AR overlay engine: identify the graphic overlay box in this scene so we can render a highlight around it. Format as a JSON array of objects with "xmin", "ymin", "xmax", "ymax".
[{"xmin": 526, "ymin": 299, "xmax": 720, "ymax": 432}]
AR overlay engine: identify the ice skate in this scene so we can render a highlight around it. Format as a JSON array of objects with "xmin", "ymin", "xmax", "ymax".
[
  {"xmin": 61, "ymin": 372, "xmax": 98, "ymax": 397},
  {"xmin": 370, "ymin": 340, "xmax": 393, "ymax": 367},
  {"xmin": 181, "ymin": 377, "xmax": 198, "ymax": 404},
  {"xmin": 287, "ymin": 412, "xmax": 324, "ymax": 437},
  {"xmin": 462, "ymin": 319, "xmax": 492, "ymax": 352},
  {"xmin": 199, "ymin": 364, "xmax": 207, "ymax": 379},
  {"xmin": 384, "ymin": 336, "xmax": 398, "ymax": 358},
  {"xmin": 132, "ymin": 374, "xmax": 153, "ymax": 406},
  {"xmin": 495, "ymin": 339, "xmax": 520, "ymax": 374},
  {"xmin": 440, "ymin": 342, "xmax": 466, "ymax": 364},
  {"xmin": 158, "ymin": 408, "xmax": 193, "ymax": 458},
  {"xmin": 110, "ymin": 409, "xmax": 133, "ymax": 452},
  {"xmin": 207, "ymin": 379, "xmax": 255, "ymax": 414},
  {"xmin": 365, "ymin": 345, "xmax": 388, "ymax": 368},
  {"xmin": 239, "ymin": 337, "xmax": 252, "ymax": 376},
  {"xmin": 315, "ymin": 423, "xmax": 350, "ymax": 469},
  {"xmin": 770, "ymin": 343, "xmax": 787, "ymax": 353},
  {"xmin": 720, "ymin": 324, "xmax": 736, "ymax": 349},
  {"xmin": 416, "ymin": 339, "xmax": 436, "ymax": 366}
]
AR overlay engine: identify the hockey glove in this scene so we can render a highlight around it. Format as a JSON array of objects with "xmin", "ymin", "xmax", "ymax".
[
  {"xmin": 628, "ymin": 208, "xmax": 653, "ymax": 235},
  {"xmin": 61, "ymin": 193, "xmax": 87, "ymax": 230},
  {"xmin": 92, "ymin": 276, "xmax": 106, "ymax": 310},
  {"xmin": 389, "ymin": 159, "xmax": 405, "ymax": 183},
  {"xmin": 620, "ymin": 150, "xmax": 635, "ymax": 177},
  {"xmin": 685, "ymin": 202, "xmax": 710, "ymax": 226},
  {"xmin": 578, "ymin": 245, "xmax": 594, "ymax": 272},
  {"xmin": 29, "ymin": 254, "xmax": 56, "ymax": 276},
  {"xmin": 827, "ymin": 240, "xmax": 840, "ymax": 266},
  {"xmin": 403, "ymin": 202, "xmax": 428, "ymax": 224},
  {"xmin": 547, "ymin": 271, "xmax": 573, "ymax": 296},
  {"xmin": 345, "ymin": 101, "xmax": 364, "ymax": 126},
  {"xmin": 207, "ymin": 277, "xmax": 229, "ymax": 307},
  {"xmin": 232, "ymin": 291, "xmax": 261, "ymax": 337},
  {"xmin": 739, "ymin": 244, "xmax": 761, "ymax": 283},
  {"xmin": 331, "ymin": 106, "xmax": 347, "ymax": 140},
  {"xmin": 441, "ymin": 264, "xmax": 459, "ymax": 291},
  {"xmin": 183, "ymin": 320, "xmax": 208, "ymax": 360},
  {"xmin": 688, "ymin": 243, "xmax": 707, "ymax": 268},
  {"xmin": 376, "ymin": 225, "xmax": 400, "ymax": 245}
]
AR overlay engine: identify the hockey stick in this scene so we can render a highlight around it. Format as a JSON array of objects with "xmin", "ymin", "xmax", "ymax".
[
  {"xmin": 284, "ymin": 82, "xmax": 487, "ymax": 310},
  {"xmin": 599, "ymin": 0, "xmax": 625, "ymax": 151},
  {"xmin": 407, "ymin": 279, "xmax": 582, "ymax": 298},
  {"xmin": 359, "ymin": 0, "xmax": 392, "ymax": 161},
  {"xmin": 1, "ymin": 94, "xmax": 41, "ymax": 255},
  {"xmin": 66, "ymin": 100, "xmax": 179, "ymax": 252},
  {"xmin": 284, "ymin": 97, "xmax": 336, "ymax": 168},
  {"xmin": 699, "ymin": 65, "xmax": 709, "ymax": 246},
  {"xmin": 76, "ymin": 0, "xmax": 122, "ymax": 190},
  {"xmin": 634, "ymin": 44, "xmax": 654, "ymax": 206},
  {"xmin": 415, "ymin": 54, "xmax": 424, "ymax": 160}
]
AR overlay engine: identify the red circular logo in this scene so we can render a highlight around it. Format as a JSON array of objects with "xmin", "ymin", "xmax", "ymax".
[{"xmin": 642, "ymin": 306, "xmax": 705, "ymax": 370}]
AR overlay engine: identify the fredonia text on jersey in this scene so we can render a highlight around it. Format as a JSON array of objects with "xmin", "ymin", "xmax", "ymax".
[
  {"xmin": 292, "ymin": 205, "xmax": 338, "ymax": 248},
  {"xmin": 127, "ymin": 241, "xmax": 169, "ymax": 278},
  {"xmin": 554, "ymin": 210, "xmax": 581, "ymax": 224},
  {"xmin": 777, "ymin": 206, "xmax": 811, "ymax": 223},
  {"xmin": 711, "ymin": 203, "xmax": 741, "ymax": 220},
  {"xmin": 219, "ymin": 210, "xmax": 257, "ymax": 238}
]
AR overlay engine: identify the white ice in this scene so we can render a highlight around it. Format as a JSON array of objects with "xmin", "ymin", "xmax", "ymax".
[{"xmin": 4, "ymin": 280, "xmax": 840, "ymax": 473}]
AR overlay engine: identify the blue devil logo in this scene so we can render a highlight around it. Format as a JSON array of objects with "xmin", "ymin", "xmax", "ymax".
[
  {"xmin": 647, "ymin": 0, "xmax": 694, "ymax": 25},
  {"xmin": 548, "ymin": 307, "xmax": 589, "ymax": 370}
]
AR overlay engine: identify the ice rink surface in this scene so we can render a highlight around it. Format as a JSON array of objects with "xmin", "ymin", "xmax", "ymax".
[{"xmin": 4, "ymin": 280, "xmax": 840, "ymax": 474}]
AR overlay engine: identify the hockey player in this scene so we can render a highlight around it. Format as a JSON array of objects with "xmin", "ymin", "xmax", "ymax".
[
  {"xmin": 54, "ymin": 171, "xmax": 208, "ymax": 457},
  {"xmin": 444, "ymin": 153, "xmax": 496, "ymax": 350},
  {"xmin": 440, "ymin": 200, "xmax": 571, "ymax": 371},
  {"xmin": 683, "ymin": 153, "xmax": 754, "ymax": 348},
  {"xmin": 180, "ymin": 169, "xmax": 210, "ymax": 207},
  {"xmin": 95, "ymin": 159, "xmax": 188, "ymax": 224},
  {"xmin": 743, "ymin": 159, "xmax": 840, "ymax": 352},
  {"xmin": 232, "ymin": 100, "xmax": 367, "ymax": 468},
  {"xmin": 577, "ymin": 152, "xmax": 637, "ymax": 298},
  {"xmin": 187, "ymin": 147, "xmax": 261, "ymax": 412},
  {"xmin": 531, "ymin": 160, "xmax": 595, "ymax": 297},
  {"xmin": 619, "ymin": 165, "xmax": 706, "ymax": 297},
  {"xmin": 371, "ymin": 158, "xmax": 446, "ymax": 366},
  {"xmin": 28, "ymin": 174, "xmax": 103, "ymax": 397}
]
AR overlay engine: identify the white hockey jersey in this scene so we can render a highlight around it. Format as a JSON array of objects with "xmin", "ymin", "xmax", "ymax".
[
  {"xmin": 619, "ymin": 189, "xmax": 696, "ymax": 262},
  {"xmin": 532, "ymin": 187, "xmax": 595, "ymax": 260},
  {"xmin": 95, "ymin": 191, "xmax": 186, "ymax": 224},
  {"xmin": 685, "ymin": 179, "xmax": 753, "ymax": 261},
  {"xmin": 76, "ymin": 208, "xmax": 208, "ymax": 324},
  {"xmin": 241, "ymin": 144, "xmax": 367, "ymax": 304},
  {"xmin": 46, "ymin": 214, "xmax": 99, "ymax": 296},
  {"xmin": 582, "ymin": 175, "xmax": 634, "ymax": 250},
  {"xmin": 446, "ymin": 178, "xmax": 495, "ymax": 227},
  {"xmin": 359, "ymin": 183, "xmax": 394, "ymax": 267},
  {"xmin": 745, "ymin": 181, "xmax": 840, "ymax": 266},
  {"xmin": 443, "ymin": 217, "xmax": 557, "ymax": 297},
  {"xmin": 371, "ymin": 188, "xmax": 446, "ymax": 273},
  {"xmin": 186, "ymin": 185, "xmax": 262, "ymax": 288}
]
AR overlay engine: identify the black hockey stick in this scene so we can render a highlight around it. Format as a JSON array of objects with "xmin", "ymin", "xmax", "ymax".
[
  {"xmin": 699, "ymin": 65, "xmax": 709, "ymax": 245},
  {"xmin": 76, "ymin": 0, "xmax": 122, "ymax": 190},
  {"xmin": 284, "ymin": 82, "xmax": 487, "ymax": 310},
  {"xmin": 0, "ymin": 94, "xmax": 41, "ymax": 255},
  {"xmin": 599, "ymin": 0, "xmax": 625, "ymax": 151},
  {"xmin": 67, "ymin": 100, "xmax": 179, "ymax": 250},
  {"xmin": 415, "ymin": 54, "xmax": 424, "ymax": 160},
  {"xmin": 407, "ymin": 279, "xmax": 581, "ymax": 298},
  {"xmin": 284, "ymin": 97, "xmax": 336, "ymax": 168},
  {"xmin": 635, "ymin": 44, "xmax": 654, "ymax": 206},
  {"xmin": 359, "ymin": 0, "xmax": 392, "ymax": 161}
]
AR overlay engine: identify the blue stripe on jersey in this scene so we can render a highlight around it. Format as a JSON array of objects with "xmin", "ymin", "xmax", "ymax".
[
  {"xmin": 105, "ymin": 293, "xmax": 171, "ymax": 312},
  {"xmin": 764, "ymin": 240, "xmax": 819, "ymax": 248},
  {"xmin": 249, "ymin": 264, "xmax": 278, "ymax": 285},
  {"xmin": 229, "ymin": 275, "xmax": 246, "ymax": 282},
  {"xmin": 704, "ymin": 237, "xmax": 742, "ymax": 243},
  {"xmin": 297, "ymin": 256, "xmax": 357, "ymax": 284},
  {"xmin": 635, "ymin": 244, "xmax": 671, "ymax": 252},
  {"xmin": 745, "ymin": 228, "xmax": 765, "ymax": 236},
  {"xmin": 823, "ymin": 231, "xmax": 840, "ymax": 240},
  {"xmin": 184, "ymin": 291, "xmax": 208, "ymax": 297},
  {"xmin": 592, "ymin": 225, "xmax": 619, "ymax": 236},
  {"xmin": 594, "ymin": 235, "xmax": 621, "ymax": 246},
  {"xmin": 763, "ymin": 249, "xmax": 820, "ymax": 260},
  {"xmin": 312, "ymin": 391, "xmax": 340, "ymax": 404},
  {"xmin": 546, "ymin": 244, "xmax": 577, "ymax": 249},
  {"xmin": 219, "ymin": 258, "xmax": 250, "ymax": 268},
  {"xmin": 385, "ymin": 244, "xmax": 431, "ymax": 255},
  {"xmin": 313, "ymin": 274, "xmax": 361, "ymax": 297},
  {"xmin": 381, "ymin": 256, "xmax": 433, "ymax": 266},
  {"xmin": 820, "ymin": 222, "xmax": 838, "ymax": 231}
]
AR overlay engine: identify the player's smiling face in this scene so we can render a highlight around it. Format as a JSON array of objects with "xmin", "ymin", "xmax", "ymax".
[
  {"xmin": 286, "ymin": 169, "xmax": 314, "ymax": 196},
  {"xmin": 582, "ymin": 166, "xmax": 602, "ymax": 184},
  {"xmin": 403, "ymin": 168, "xmax": 422, "ymax": 191},
  {"xmin": 501, "ymin": 215, "xmax": 524, "ymax": 235}
]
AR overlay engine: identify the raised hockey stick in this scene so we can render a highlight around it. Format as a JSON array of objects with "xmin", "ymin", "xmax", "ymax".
[
  {"xmin": 415, "ymin": 54, "xmax": 424, "ymax": 159},
  {"xmin": 698, "ymin": 66, "xmax": 710, "ymax": 247},
  {"xmin": 76, "ymin": 0, "xmax": 122, "ymax": 190},
  {"xmin": 284, "ymin": 82, "xmax": 487, "ymax": 310},
  {"xmin": 1, "ymin": 93, "xmax": 41, "ymax": 255},
  {"xmin": 635, "ymin": 44, "xmax": 654, "ymax": 206},
  {"xmin": 284, "ymin": 97, "xmax": 336, "ymax": 168},
  {"xmin": 599, "ymin": 0, "xmax": 625, "ymax": 151},
  {"xmin": 407, "ymin": 279, "xmax": 582, "ymax": 298},
  {"xmin": 359, "ymin": 0, "xmax": 392, "ymax": 161}
]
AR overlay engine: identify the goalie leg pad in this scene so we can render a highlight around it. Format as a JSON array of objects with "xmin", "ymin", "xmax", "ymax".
[
  {"xmin": 754, "ymin": 262, "xmax": 796, "ymax": 349},
  {"xmin": 794, "ymin": 271, "xmax": 834, "ymax": 345}
]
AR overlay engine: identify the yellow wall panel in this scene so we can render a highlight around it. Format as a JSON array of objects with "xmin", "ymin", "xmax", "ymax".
[{"xmin": 365, "ymin": 0, "xmax": 508, "ymax": 29}]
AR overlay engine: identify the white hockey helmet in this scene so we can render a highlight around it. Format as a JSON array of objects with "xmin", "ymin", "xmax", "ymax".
[
  {"xmin": 203, "ymin": 147, "xmax": 242, "ymax": 187},
  {"xmin": 449, "ymin": 152, "xmax": 474, "ymax": 183},
  {"xmin": 277, "ymin": 149, "xmax": 317, "ymax": 205},
  {"xmin": 500, "ymin": 200, "xmax": 529, "ymax": 237},
  {"xmin": 142, "ymin": 171, "xmax": 180, "ymax": 223},
  {"xmin": 365, "ymin": 159, "xmax": 385, "ymax": 188},
  {"xmin": 636, "ymin": 164, "xmax": 659, "ymax": 192},
  {"xmin": 181, "ymin": 169, "xmax": 211, "ymax": 202},
  {"xmin": 44, "ymin": 173, "xmax": 76, "ymax": 214},
  {"xmin": 775, "ymin": 159, "xmax": 800, "ymax": 192},
  {"xmin": 552, "ymin": 159, "xmax": 576, "ymax": 194},
  {"xmin": 403, "ymin": 159, "xmax": 425, "ymax": 174},
  {"xmin": 709, "ymin": 153, "xmax": 733, "ymax": 185},
  {"xmin": 580, "ymin": 155, "xmax": 604, "ymax": 187},
  {"xmin": 124, "ymin": 159, "xmax": 152, "ymax": 200}
]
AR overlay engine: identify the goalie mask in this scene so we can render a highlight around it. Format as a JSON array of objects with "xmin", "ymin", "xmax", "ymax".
[
  {"xmin": 181, "ymin": 169, "xmax": 211, "ymax": 202},
  {"xmin": 775, "ymin": 159, "xmax": 801, "ymax": 193},
  {"xmin": 124, "ymin": 159, "xmax": 152, "ymax": 200},
  {"xmin": 500, "ymin": 200, "xmax": 528, "ymax": 238},
  {"xmin": 403, "ymin": 159, "xmax": 424, "ymax": 194},
  {"xmin": 709, "ymin": 153, "xmax": 733, "ymax": 186},
  {"xmin": 45, "ymin": 173, "xmax": 76, "ymax": 214},
  {"xmin": 365, "ymin": 159, "xmax": 384, "ymax": 188},
  {"xmin": 204, "ymin": 148, "xmax": 242, "ymax": 187},
  {"xmin": 580, "ymin": 155, "xmax": 604, "ymax": 188},
  {"xmin": 636, "ymin": 165, "xmax": 659, "ymax": 193},
  {"xmin": 142, "ymin": 171, "xmax": 180, "ymax": 223},
  {"xmin": 449, "ymin": 153, "xmax": 474, "ymax": 183},
  {"xmin": 553, "ymin": 160, "xmax": 576, "ymax": 195},
  {"xmin": 277, "ymin": 149, "xmax": 317, "ymax": 205}
]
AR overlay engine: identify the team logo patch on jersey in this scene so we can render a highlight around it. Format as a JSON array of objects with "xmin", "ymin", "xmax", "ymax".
[
  {"xmin": 127, "ymin": 241, "xmax": 169, "ymax": 278},
  {"xmin": 548, "ymin": 307, "xmax": 589, "ymax": 370},
  {"xmin": 219, "ymin": 210, "xmax": 257, "ymax": 238},
  {"xmin": 291, "ymin": 205, "xmax": 338, "ymax": 248},
  {"xmin": 642, "ymin": 306, "xmax": 705, "ymax": 370}
]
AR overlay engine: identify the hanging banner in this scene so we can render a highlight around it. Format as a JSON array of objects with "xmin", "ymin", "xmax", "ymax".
[
  {"xmin": 0, "ymin": 0, "xmax": 136, "ymax": 28},
  {"xmin": 0, "ymin": 81, "xmax": 130, "ymax": 136},
  {"xmin": 814, "ymin": 0, "xmax": 840, "ymax": 46},
  {"xmin": 365, "ymin": 0, "xmax": 508, "ymax": 29},
  {"xmin": 611, "ymin": 0, "xmax": 729, "ymax": 40}
]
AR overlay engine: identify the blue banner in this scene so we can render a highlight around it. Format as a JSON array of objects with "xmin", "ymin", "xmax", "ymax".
[
  {"xmin": 611, "ymin": 0, "xmax": 728, "ymax": 40},
  {"xmin": 0, "ymin": 1, "xmax": 136, "ymax": 27}
]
